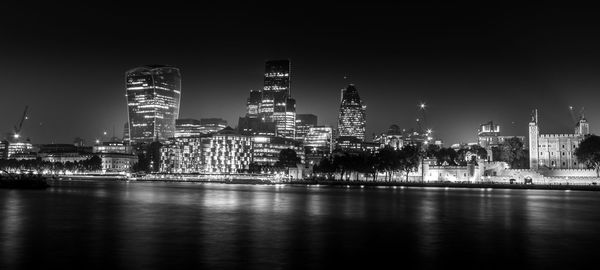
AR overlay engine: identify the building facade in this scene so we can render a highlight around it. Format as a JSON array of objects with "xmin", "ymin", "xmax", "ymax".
[
  {"xmin": 202, "ymin": 129, "xmax": 253, "ymax": 174},
  {"xmin": 126, "ymin": 65, "xmax": 181, "ymax": 144},
  {"xmin": 160, "ymin": 137, "xmax": 205, "ymax": 173},
  {"xmin": 259, "ymin": 60, "xmax": 296, "ymax": 139},
  {"xmin": 252, "ymin": 136, "xmax": 304, "ymax": 166},
  {"xmin": 175, "ymin": 119, "xmax": 202, "ymax": 138},
  {"xmin": 529, "ymin": 110, "xmax": 588, "ymax": 170},
  {"xmin": 337, "ymin": 84, "xmax": 366, "ymax": 141},
  {"xmin": 295, "ymin": 114, "xmax": 317, "ymax": 140},
  {"xmin": 198, "ymin": 118, "xmax": 227, "ymax": 134}
]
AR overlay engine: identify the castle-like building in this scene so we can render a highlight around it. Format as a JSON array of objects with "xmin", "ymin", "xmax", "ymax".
[{"xmin": 529, "ymin": 109, "xmax": 589, "ymax": 170}]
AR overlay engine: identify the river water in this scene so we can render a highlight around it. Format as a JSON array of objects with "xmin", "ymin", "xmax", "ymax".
[{"xmin": 1, "ymin": 181, "xmax": 599, "ymax": 269}]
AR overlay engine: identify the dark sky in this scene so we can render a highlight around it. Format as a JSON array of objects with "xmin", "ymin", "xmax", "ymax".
[{"xmin": 2, "ymin": 2, "xmax": 600, "ymax": 145}]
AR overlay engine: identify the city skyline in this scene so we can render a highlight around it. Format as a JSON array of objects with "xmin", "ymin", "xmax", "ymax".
[{"xmin": 2, "ymin": 3, "xmax": 600, "ymax": 145}]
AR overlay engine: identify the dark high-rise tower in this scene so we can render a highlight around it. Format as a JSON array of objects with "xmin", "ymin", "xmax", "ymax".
[
  {"xmin": 126, "ymin": 65, "xmax": 181, "ymax": 144},
  {"xmin": 337, "ymin": 84, "xmax": 366, "ymax": 141},
  {"xmin": 259, "ymin": 60, "xmax": 295, "ymax": 139},
  {"xmin": 246, "ymin": 89, "xmax": 262, "ymax": 118}
]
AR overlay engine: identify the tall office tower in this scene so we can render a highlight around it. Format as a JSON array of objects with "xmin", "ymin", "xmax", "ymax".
[
  {"xmin": 337, "ymin": 84, "xmax": 366, "ymax": 141},
  {"xmin": 246, "ymin": 90, "xmax": 262, "ymax": 118},
  {"xmin": 296, "ymin": 114, "xmax": 318, "ymax": 140},
  {"xmin": 259, "ymin": 60, "xmax": 295, "ymax": 138},
  {"xmin": 126, "ymin": 65, "xmax": 181, "ymax": 144}
]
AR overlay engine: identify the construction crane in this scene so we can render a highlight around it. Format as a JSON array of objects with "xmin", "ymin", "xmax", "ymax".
[{"xmin": 12, "ymin": 106, "xmax": 29, "ymax": 140}]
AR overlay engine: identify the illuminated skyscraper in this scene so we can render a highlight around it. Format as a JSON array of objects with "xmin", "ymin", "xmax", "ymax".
[
  {"xmin": 337, "ymin": 84, "xmax": 366, "ymax": 141},
  {"xmin": 259, "ymin": 60, "xmax": 296, "ymax": 139},
  {"xmin": 126, "ymin": 65, "xmax": 181, "ymax": 144}
]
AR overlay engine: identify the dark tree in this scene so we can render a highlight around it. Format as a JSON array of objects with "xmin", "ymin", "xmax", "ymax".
[
  {"xmin": 434, "ymin": 147, "xmax": 458, "ymax": 166},
  {"xmin": 574, "ymin": 135, "xmax": 600, "ymax": 177},
  {"xmin": 425, "ymin": 144, "xmax": 441, "ymax": 158},
  {"xmin": 276, "ymin": 149, "xmax": 300, "ymax": 168},
  {"xmin": 375, "ymin": 147, "xmax": 398, "ymax": 181},
  {"xmin": 398, "ymin": 145, "xmax": 421, "ymax": 181},
  {"xmin": 499, "ymin": 137, "xmax": 528, "ymax": 169},
  {"xmin": 313, "ymin": 157, "xmax": 335, "ymax": 179}
]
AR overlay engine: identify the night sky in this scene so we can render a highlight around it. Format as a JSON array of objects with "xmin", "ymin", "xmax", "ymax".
[{"xmin": 2, "ymin": 2, "xmax": 600, "ymax": 145}]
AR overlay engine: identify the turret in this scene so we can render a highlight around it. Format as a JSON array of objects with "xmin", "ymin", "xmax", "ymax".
[
  {"xmin": 528, "ymin": 109, "xmax": 539, "ymax": 170},
  {"xmin": 575, "ymin": 112, "xmax": 590, "ymax": 136}
]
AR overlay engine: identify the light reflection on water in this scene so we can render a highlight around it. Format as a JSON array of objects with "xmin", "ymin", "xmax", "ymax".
[{"xmin": 1, "ymin": 181, "xmax": 600, "ymax": 269}]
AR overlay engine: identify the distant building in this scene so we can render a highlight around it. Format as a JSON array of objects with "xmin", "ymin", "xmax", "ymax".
[
  {"xmin": 336, "ymin": 136, "xmax": 378, "ymax": 152},
  {"xmin": 295, "ymin": 114, "xmax": 318, "ymax": 140},
  {"xmin": 160, "ymin": 136, "xmax": 205, "ymax": 173},
  {"xmin": 304, "ymin": 126, "xmax": 333, "ymax": 165},
  {"xmin": 478, "ymin": 121, "xmax": 525, "ymax": 148},
  {"xmin": 373, "ymin": 125, "xmax": 404, "ymax": 150},
  {"xmin": 529, "ymin": 110, "xmax": 588, "ymax": 170},
  {"xmin": 199, "ymin": 118, "xmax": 227, "ymax": 134},
  {"xmin": 246, "ymin": 90, "xmax": 262, "ymax": 118},
  {"xmin": 252, "ymin": 136, "xmax": 304, "ymax": 166},
  {"xmin": 122, "ymin": 122, "xmax": 130, "ymax": 143},
  {"xmin": 238, "ymin": 116, "xmax": 276, "ymax": 136},
  {"xmin": 98, "ymin": 153, "xmax": 138, "ymax": 173},
  {"xmin": 126, "ymin": 65, "xmax": 181, "ymax": 144},
  {"xmin": 259, "ymin": 60, "xmax": 296, "ymax": 139},
  {"xmin": 6, "ymin": 141, "xmax": 34, "ymax": 158},
  {"xmin": 202, "ymin": 127, "xmax": 253, "ymax": 174},
  {"xmin": 93, "ymin": 141, "xmax": 133, "ymax": 154},
  {"xmin": 175, "ymin": 119, "xmax": 202, "ymax": 138},
  {"xmin": 337, "ymin": 84, "xmax": 366, "ymax": 141}
]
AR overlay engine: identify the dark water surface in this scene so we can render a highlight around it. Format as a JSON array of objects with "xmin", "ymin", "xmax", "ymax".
[{"xmin": 1, "ymin": 181, "xmax": 600, "ymax": 269}]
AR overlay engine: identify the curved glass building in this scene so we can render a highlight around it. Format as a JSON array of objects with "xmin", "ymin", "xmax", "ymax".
[{"xmin": 126, "ymin": 65, "xmax": 181, "ymax": 144}]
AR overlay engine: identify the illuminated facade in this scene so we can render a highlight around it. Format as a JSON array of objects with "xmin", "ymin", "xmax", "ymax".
[
  {"xmin": 98, "ymin": 153, "xmax": 138, "ymax": 173},
  {"xmin": 198, "ymin": 118, "xmax": 227, "ymax": 134},
  {"xmin": 295, "ymin": 114, "xmax": 317, "ymax": 140},
  {"xmin": 0, "ymin": 141, "xmax": 7, "ymax": 159},
  {"xmin": 337, "ymin": 84, "xmax": 366, "ymax": 141},
  {"xmin": 252, "ymin": 136, "xmax": 304, "ymax": 166},
  {"xmin": 529, "ymin": 110, "xmax": 588, "ymax": 170},
  {"xmin": 304, "ymin": 126, "xmax": 333, "ymax": 165},
  {"xmin": 259, "ymin": 60, "xmax": 296, "ymax": 139},
  {"xmin": 126, "ymin": 65, "xmax": 181, "ymax": 144},
  {"xmin": 160, "ymin": 137, "xmax": 205, "ymax": 173},
  {"xmin": 175, "ymin": 119, "xmax": 202, "ymax": 138},
  {"xmin": 6, "ymin": 142, "xmax": 34, "ymax": 158},
  {"xmin": 93, "ymin": 141, "xmax": 133, "ymax": 154},
  {"xmin": 202, "ymin": 128, "xmax": 253, "ymax": 174}
]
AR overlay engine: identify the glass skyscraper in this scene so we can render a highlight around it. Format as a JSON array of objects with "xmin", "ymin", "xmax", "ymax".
[
  {"xmin": 126, "ymin": 65, "xmax": 181, "ymax": 144},
  {"xmin": 337, "ymin": 84, "xmax": 366, "ymax": 141},
  {"xmin": 259, "ymin": 60, "xmax": 296, "ymax": 139}
]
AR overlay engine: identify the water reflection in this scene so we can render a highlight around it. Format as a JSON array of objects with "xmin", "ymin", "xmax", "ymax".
[{"xmin": 1, "ymin": 182, "xmax": 600, "ymax": 269}]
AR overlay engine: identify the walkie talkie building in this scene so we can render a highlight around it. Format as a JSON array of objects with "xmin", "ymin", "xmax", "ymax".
[{"xmin": 126, "ymin": 65, "xmax": 181, "ymax": 144}]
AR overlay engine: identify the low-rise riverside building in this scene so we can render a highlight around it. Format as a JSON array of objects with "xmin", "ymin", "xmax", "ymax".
[
  {"xmin": 252, "ymin": 136, "xmax": 304, "ymax": 166},
  {"xmin": 98, "ymin": 153, "xmax": 138, "ymax": 173},
  {"xmin": 160, "ymin": 136, "xmax": 205, "ymax": 173}
]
